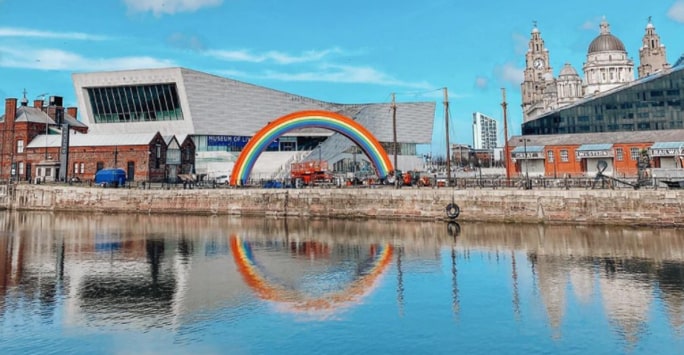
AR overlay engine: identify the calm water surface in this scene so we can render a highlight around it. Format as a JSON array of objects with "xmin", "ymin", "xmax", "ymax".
[{"xmin": 1, "ymin": 212, "xmax": 683, "ymax": 354}]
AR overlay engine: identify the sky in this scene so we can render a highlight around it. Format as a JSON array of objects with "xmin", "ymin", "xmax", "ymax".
[{"xmin": 1, "ymin": 0, "xmax": 683, "ymax": 156}]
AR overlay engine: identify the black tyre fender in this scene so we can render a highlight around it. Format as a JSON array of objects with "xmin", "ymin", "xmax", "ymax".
[
  {"xmin": 446, "ymin": 203, "xmax": 460, "ymax": 219},
  {"xmin": 447, "ymin": 222, "xmax": 461, "ymax": 237}
]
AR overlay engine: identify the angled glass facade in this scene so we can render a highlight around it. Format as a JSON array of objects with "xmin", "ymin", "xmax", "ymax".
[
  {"xmin": 522, "ymin": 65, "xmax": 684, "ymax": 135},
  {"xmin": 86, "ymin": 84, "xmax": 184, "ymax": 123}
]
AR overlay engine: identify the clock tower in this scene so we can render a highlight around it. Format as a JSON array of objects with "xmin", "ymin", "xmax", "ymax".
[
  {"xmin": 521, "ymin": 22, "xmax": 553, "ymax": 122},
  {"xmin": 638, "ymin": 17, "xmax": 669, "ymax": 78}
]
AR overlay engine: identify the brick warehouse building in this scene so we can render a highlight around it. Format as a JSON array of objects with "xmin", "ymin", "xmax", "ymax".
[
  {"xmin": 505, "ymin": 129, "xmax": 684, "ymax": 180},
  {"xmin": 0, "ymin": 97, "xmax": 195, "ymax": 183}
]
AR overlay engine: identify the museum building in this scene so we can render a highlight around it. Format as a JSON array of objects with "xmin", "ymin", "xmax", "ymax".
[{"xmin": 0, "ymin": 67, "xmax": 436, "ymax": 183}]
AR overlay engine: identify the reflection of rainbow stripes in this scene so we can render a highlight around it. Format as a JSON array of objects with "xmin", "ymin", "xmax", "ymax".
[
  {"xmin": 229, "ymin": 110, "xmax": 393, "ymax": 186},
  {"xmin": 230, "ymin": 235, "xmax": 393, "ymax": 314}
]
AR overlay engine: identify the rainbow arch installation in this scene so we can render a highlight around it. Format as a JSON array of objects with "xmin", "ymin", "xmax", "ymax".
[
  {"xmin": 229, "ymin": 110, "xmax": 393, "ymax": 186},
  {"xmin": 230, "ymin": 235, "xmax": 393, "ymax": 315}
]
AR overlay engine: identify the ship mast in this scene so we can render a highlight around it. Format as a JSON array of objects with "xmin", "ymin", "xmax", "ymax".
[
  {"xmin": 501, "ymin": 88, "xmax": 510, "ymax": 181},
  {"xmin": 444, "ymin": 88, "xmax": 451, "ymax": 187},
  {"xmin": 392, "ymin": 93, "xmax": 397, "ymax": 173}
]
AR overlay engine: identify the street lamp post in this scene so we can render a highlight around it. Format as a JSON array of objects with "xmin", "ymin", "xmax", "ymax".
[
  {"xmin": 553, "ymin": 158, "xmax": 558, "ymax": 180},
  {"xmin": 352, "ymin": 146, "xmax": 357, "ymax": 184},
  {"xmin": 519, "ymin": 138, "xmax": 531, "ymax": 189}
]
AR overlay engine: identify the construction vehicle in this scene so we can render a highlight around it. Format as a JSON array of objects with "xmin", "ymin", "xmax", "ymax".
[
  {"xmin": 290, "ymin": 160, "xmax": 333, "ymax": 187},
  {"xmin": 393, "ymin": 170, "xmax": 431, "ymax": 187}
]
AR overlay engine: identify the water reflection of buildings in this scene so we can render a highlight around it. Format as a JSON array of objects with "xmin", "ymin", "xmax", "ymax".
[{"xmin": 0, "ymin": 213, "xmax": 684, "ymax": 343}]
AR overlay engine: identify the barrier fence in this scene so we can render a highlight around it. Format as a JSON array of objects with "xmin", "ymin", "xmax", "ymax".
[{"xmin": 0, "ymin": 175, "xmax": 678, "ymax": 191}]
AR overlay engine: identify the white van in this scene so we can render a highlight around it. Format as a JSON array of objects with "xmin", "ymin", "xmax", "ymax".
[{"xmin": 214, "ymin": 175, "xmax": 229, "ymax": 184}]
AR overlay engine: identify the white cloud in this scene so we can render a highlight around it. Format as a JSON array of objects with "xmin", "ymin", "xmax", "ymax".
[
  {"xmin": 123, "ymin": 0, "xmax": 222, "ymax": 16},
  {"xmin": 219, "ymin": 64, "xmax": 431, "ymax": 88},
  {"xmin": 205, "ymin": 48, "xmax": 342, "ymax": 64},
  {"xmin": 475, "ymin": 76, "xmax": 488, "ymax": 89},
  {"xmin": 495, "ymin": 63, "xmax": 524, "ymax": 85},
  {"xmin": 580, "ymin": 17, "xmax": 602, "ymax": 31},
  {"xmin": 0, "ymin": 46, "xmax": 174, "ymax": 71},
  {"xmin": 512, "ymin": 33, "xmax": 528, "ymax": 55},
  {"xmin": 0, "ymin": 27, "xmax": 109, "ymax": 41},
  {"xmin": 668, "ymin": 1, "xmax": 684, "ymax": 22},
  {"xmin": 167, "ymin": 32, "xmax": 205, "ymax": 51}
]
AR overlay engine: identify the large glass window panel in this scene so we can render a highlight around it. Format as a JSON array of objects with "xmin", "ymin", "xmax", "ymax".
[{"xmin": 86, "ymin": 83, "xmax": 184, "ymax": 123}]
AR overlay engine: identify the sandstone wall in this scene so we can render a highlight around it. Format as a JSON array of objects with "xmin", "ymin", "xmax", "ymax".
[{"xmin": 6, "ymin": 185, "xmax": 684, "ymax": 226}]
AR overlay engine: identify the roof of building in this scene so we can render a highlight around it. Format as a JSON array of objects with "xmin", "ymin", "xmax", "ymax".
[
  {"xmin": 650, "ymin": 141, "xmax": 684, "ymax": 149},
  {"xmin": 1, "ymin": 105, "xmax": 88, "ymax": 128},
  {"xmin": 509, "ymin": 129, "xmax": 684, "ymax": 147},
  {"xmin": 558, "ymin": 63, "xmax": 579, "ymax": 77},
  {"xmin": 26, "ymin": 132, "xmax": 160, "ymax": 149},
  {"xmin": 577, "ymin": 143, "xmax": 613, "ymax": 151},
  {"xmin": 72, "ymin": 67, "xmax": 435, "ymax": 144},
  {"xmin": 588, "ymin": 19, "xmax": 626, "ymax": 54},
  {"xmin": 588, "ymin": 33, "xmax": 626, "ymax": 53},
  {"xmin": 511, "ymin": 145, "xmax": 544, "ymax": 153}
]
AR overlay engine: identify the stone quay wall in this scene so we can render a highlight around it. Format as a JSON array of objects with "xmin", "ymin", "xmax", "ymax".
[{"xmin": 4, "ymin": 184, "xmax": 684, "ymax": 227}]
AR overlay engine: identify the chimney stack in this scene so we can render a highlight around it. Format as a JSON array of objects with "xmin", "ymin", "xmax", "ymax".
[
  {"xmin": 4, "ymin": 98, "xmax": 17, "ymax": 127},
  {"xmin": 66, "ymin": 107, "xmax": 78, "ymax": 119},
  {"xmin": 33, "ymin": 100, "xmax": 44, "ymax": 110}
]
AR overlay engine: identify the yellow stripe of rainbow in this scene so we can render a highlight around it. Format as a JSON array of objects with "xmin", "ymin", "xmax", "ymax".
[
  {"xmin": 230, "ymin": 235, "xmax": 393, "ymax": 313},
  {"xmin": 230, "ymin": 110, "xmax": 393, "ymax": 186}
]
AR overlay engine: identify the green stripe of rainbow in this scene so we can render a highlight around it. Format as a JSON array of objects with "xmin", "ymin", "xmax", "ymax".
[
  {"xmin": 229, "ymin": 235, "xmax": 393, "ymax": 314},
  {"xmin": 229, "ymin": 110, "xmax": 393, "ymax": 186}
]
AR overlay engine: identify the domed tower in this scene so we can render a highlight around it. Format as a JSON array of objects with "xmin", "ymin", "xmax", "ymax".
[
  {"xmin": 521, "ymin": 22, "xmax": 554, "ymax": 122},
  {"xmin": 556, "ymin": 63, "xmax": 583, "ymax": 106},
  {"xmin": 638, "ymin": 17, "xmax": 669, "ymax": 78},
  {"xmin": 582, "ymin": 17, "xmax": 634, "ymax": 95}
]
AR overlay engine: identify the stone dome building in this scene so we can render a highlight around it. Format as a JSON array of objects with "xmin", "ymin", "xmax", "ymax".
[
  {"xmin": 582, "ymin": 18, "xmax": 634, "ymax": 95},
  {"xmin": 556, "ymin": 63, "xmax": 583, "ymax": 106},
  {"xmin": 521, "ymin": 17, "xmax": 669, "ymax": 122}
]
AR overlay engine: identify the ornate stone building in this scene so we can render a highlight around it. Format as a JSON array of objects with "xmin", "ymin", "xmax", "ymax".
[
  {"xmin": 521, "ymin": 17, "xmax": 669, "ymax": 122},
  {"xmin": 520, "ymin": 24, "xmax": 554, "ymax": 120},
  {"xmin": 638, "ymin": 18, "xmax": 670, "ymax": 78}
]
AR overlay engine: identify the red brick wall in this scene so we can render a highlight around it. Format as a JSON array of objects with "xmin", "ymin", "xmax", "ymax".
[
  {"xmin": 0, "ymin": 99, "xmax": 18, "ymax": 179},
  {"xmin": 65, "ymin": 146, "xmax": 151, "ymax": 182},
  {"xmin": 543, "ymin": 145, "xmax": 582, "ymax": 177},
  {"xmin": 612, "ymin": 143, "xmax": 652, "ymax": 176},
  {"xmin": 509, "ymin": 142, "xmax": 654, "ymax": 178},
  {"xmin": 180, "ymin": 137, "xmax": 196, "ymax": 174}
]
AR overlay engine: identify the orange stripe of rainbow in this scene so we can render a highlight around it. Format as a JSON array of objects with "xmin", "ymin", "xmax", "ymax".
[
  {"xmin": 229, "ymin": 110, "xmax": 393, "ymax": 186},
  {"xmin": 230, "ymin": 235, "xmax": 393, "ymax": 314}
]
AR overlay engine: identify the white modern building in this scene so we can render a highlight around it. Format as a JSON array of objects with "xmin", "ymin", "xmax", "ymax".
[
  {"xmin": 472, "ymin": 112, "xmax": 499, "ymax": 150},
  {"xmin": 71, "ymin": 67, "xmax": 436, "ymax": 179}
]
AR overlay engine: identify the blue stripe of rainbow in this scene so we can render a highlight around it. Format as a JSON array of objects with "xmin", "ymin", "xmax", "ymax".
[
  {"xmin": 230, "ymin": 235, "xmax": 394, "ymax": 312},
  {"xmin": 230, "ymin": 110, "xmax": 393, "ymax": 186}
]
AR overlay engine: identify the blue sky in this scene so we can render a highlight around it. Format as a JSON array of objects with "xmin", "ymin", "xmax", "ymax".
[{"xmin": 1, "ymin": 0, "xmax": 683, "ymax": 156}]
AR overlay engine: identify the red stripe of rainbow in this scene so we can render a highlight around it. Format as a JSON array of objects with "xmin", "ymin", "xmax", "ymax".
[
  {"xmin": 229, "ymin": 235, "xmax": 393, "ymax": 313},
  {"xmin": 229, "ymin": 110, "xmax": 393, "ymax": 186}
]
